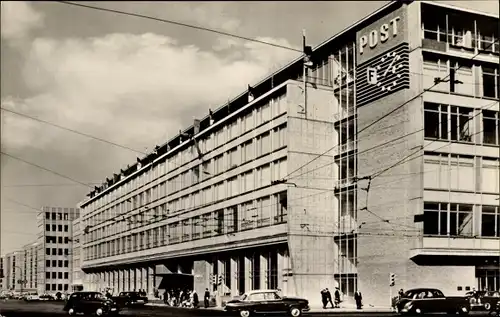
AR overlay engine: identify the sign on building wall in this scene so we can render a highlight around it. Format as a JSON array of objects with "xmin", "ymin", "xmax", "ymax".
[{"xmin": 355, "ymin": 5, "xmax": 410, "ymax": 107}]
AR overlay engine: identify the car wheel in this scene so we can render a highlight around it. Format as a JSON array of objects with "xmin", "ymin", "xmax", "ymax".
[
  {"xmin": 96, "ymin": 308, "xmax": 104, "ymax": 316},
  {"xmin": 485, "ymin": 303, "xmax": 492, "ymax": 311},
  {"xmin": 67, "ymin": 308, "xmax": 75, "ymax": 315},
  {"xmin": 290, "ymin": 307, "xmax": 302, "ymax": 317},
  {"xmin": 239, "ymin": 309, "xmax": 251, "ymax": 317}
]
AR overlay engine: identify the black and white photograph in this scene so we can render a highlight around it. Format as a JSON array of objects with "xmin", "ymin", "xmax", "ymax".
[{"xmin": 0, "ymin": 1, "xmax": 499, "ymax": 317}]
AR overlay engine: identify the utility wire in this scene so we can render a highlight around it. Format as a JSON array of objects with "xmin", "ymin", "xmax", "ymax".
[
  {"xmin": 1, "ymin": 107, "xmax": 145, "ymax": 155},
  {"xmin": 56, "ymin": 1, "xmax": 301, "ymax": 53},
  {"xmin": 281, "ymin": 39, "xmax": 498, "ymax": 181},
  {"xmin": 1, "ymin": 151, "xmax": 93, "ymax": 188}
]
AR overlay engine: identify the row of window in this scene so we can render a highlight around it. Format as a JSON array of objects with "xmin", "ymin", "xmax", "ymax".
[
  {"xmin": 45, "ymin": 224, "xmax": 69, "ymax": 232},
  {"xmin": 424, "ymin": 153, "xmax": 499, "ymax": 193},
  {"xmin": 45, "ymin": 260, "xmax": 69, "ymax": 268},
  {"xmin": 45, "ymin": 272, "xmax": 69, "ymax": 279},
  {"xmin": 45, "ymin": 283, "xmax": 69, "ymax": 291},
  {"xmin": 421, "ymin": 8, "xmax": 499, "ymax": 53},
  {"xmin": 84, "ymin": 92, "xmax": 288, "ymax": 212},
  {"xmin": 84, "ymin": 157, "xmax": 287, "ymax": 242},
  {"xmin": 84, "ymin": 192, "xmax": 287, "ymax": 260},
  {"xmin": 44, "ymin": 210, "xmax": 76, "ymax": 221},
  {"xmin": 45, "ymin": 236, "xmax": 70, "ymax": 244},
  {"xmin": 423, "ymin": 57, "xmax": 499, "ymax": 99},
  {"xmin": 423, "ymin": 203, "xmax": 500, "ymax": 237},
  {"xmin": 424, "ymin": 103, "xmax": 499, "ymax": 145},
  {"xmin": 45, "ymin": 248, "xmax": 70, "ymax": 256}
]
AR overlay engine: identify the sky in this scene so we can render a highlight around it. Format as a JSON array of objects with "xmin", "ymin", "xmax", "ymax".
[{"xmin": 1, "ymin": 1, "xmax": 498, "ymax": 255}]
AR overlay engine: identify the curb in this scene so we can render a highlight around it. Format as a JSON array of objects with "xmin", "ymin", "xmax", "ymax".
[{"xmin": 144, "ymin": 303, "xmax": 394, "ymax": 314}]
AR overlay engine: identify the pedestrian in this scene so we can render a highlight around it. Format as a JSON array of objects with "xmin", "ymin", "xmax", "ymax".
[
  {"xmin": 354, "ymin": 290, "xmax": 363, "ymax": 309},
  {"xmin": 192, "ymin": 290, "xmax": 199, "ymax": 308},
  {"xmin": 320, "ymin": 288, "xmax": 328, "ymax": 309},
  {"xmin": 204, "ymin": 288, "xmax": 210, "ymax": 308},
  {"xmin": 334, "ymin": 288, "xmax": 341, "ymax": 308},
  {"xmin": 325, "ymin": 288, "xmax": 334, "ymax": 308}
]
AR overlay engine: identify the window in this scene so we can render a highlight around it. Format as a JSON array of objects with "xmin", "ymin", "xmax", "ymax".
[
  {"xmin": 481, "ymin": 206, "xmax": 499, "ymax": 237},
  {"xmin": 58, "ymin": 272, "xmax": 62, "ymax": 279},
  {"xmin": 424, "ymin": 202, "xmax": 474, "ymax": 236},
  {"xmin": 52, "ymin": 260, "xmax": 57, "ymax": 267},
  {"xmin": 256, "ymin": 132, "xmax": 271, "ymax": 157},
  {"xmin": 228, "ymin": 147, "xmax": 239, "ymax": 168},
  {"xmin": 482, "ymin": 158, "xmax": 500, "ymax": 193},
  {"xmin": 424, "ymin": 103, "xmax": 474, "ymax": 142},
  {"xmin": 422, "ymin": 56, "xmax": 449, "ymax": 92},
  {"xmin": 214, "ymin": 155, "xmax": 224, "ymax": 174},
  {"xmin": 275, "ymin": 192, "xmax": 287, "ymax": 223},
  {"xmin": 51, "ymin": 248, "xmax": 56, "ymax": 255},
  {"xmin": 58, "ymin": 248, "xmax": 63, "ymax": 256},
  {"xmin": 58, "ymin": 284, "xmax": 62, "ymax": 291},
  {"xmin": 45, "ymin": 272, "xmax": 50, "ymax": 279},
  {"xmin": 58, "ymin": 225, "xmax": 62, "ymax": 232},
  {"xmin": 58, "ymin": 260, "xmax": 63, "ymax": 267},
  {"xmin": 64, "ymin": 272, "xmax": 69, "ymax": 279},
  {"xmin": 52, "ymin": 225, "xmax": 56, "ymax": 231},
  {"xmin": 45, "ymin": 284, "xmax": 50, "ymax": 290},
  {"xmin": 241, "ymin": 140, "xmax": 254, "ymax": 163},
  {"xmin": 215, "ymin": 210, "xmax": 224, "ymax": 235},
  {"xmin": 51, "ymin": 213, "xmax": 56, "ymax": 220},
  {"xmin": 422, "ymin": 11, "xmax": 446, "ymax": 42},
  {"xmin": 483, "ymin": 110, "xmax": 499, "ymax": 145},
  {"xmin": 226, "ymin": 206, "xmax": 238, "ymax": 233},
  {"xmin": 46, "ymin": 260, "xmax": 50, "ymax": 267},
  {"xmin": 52, "ymin": 272, "xmax": 56, "ymax": 279},
  {"xmin": 45, "ymin": 212, "xmax": 50, "ymax": 219},
  {"xmin": 58, "ymin": 237, "xmax": 63, "ymax": 243},
  {"xmin": 64, "ymin": 284, "xmax": 68, "ymax": 291},
  {"xmin": 483, "ymin": 66, "xmax": 499, "ymax": 99},
  {"xmin": 273, "ymin": 125, "xmax": 287, "ymax": 150},
  {"xmin": 45, "ymin": 224, "xmax": 50, "ymax": 232}
]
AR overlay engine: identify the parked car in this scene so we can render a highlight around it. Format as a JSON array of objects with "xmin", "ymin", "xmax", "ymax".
[
  {"xmin": 225, "ymin": 289, "xmax": 309, "ymax": 317},
  {"xmin": 24, "ymin": 294, "xmax": 40, "ymax": 301},
  {"xmin": 39, "ymin": 294, "xmax": 54, "ymax": 301},
  {"xmin": 63, "ymin": 291, "xmax": 119, "ymax": 316},
  {"xmin": 112, "ymin": 291, "xmax": 148, "ymax": 307},
  {"xmin": 466, "ymin": 290, "xmax": 500, "ymax": 311},
  {"xmin": 397, "ymin": 288, "xmax": 470, "ymax": 315}
]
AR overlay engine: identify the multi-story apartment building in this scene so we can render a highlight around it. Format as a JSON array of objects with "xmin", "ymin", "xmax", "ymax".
[
  {"xmin": 19, "ymin": 242, "xmax": 40, "ymax": 292},
  {"xmin": 2, "ymin": 251, "xmax": 20, "ymax": 291},
  {"xmin": 78, "ymin": 0, "xmax": 499, "ymax": 307},
  {"xmin": 72, "ymin": 217, "xmax": 84, "ymax": 292},
  {"xmin": 36, "ymin": 206, "xmax": 80, "ymax": 295}
]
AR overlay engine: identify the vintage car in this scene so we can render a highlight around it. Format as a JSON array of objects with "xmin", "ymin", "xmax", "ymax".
[
  {"xmin": 466, "ymin": 290, "xmax": 500, "ymax": 311},
  {"xmin": 112, "ymin": 291, "xmax": 148, "ymax": 307},
  {"xmin": 63, "ymin": 291, "xmax": 119, "ymax": 316},
  {"xmin": 396, "ymin": 288, "xmax": 470, "ymax": 315},
  {"xmin": 225, "ymin": 289, "xmax": 309, "ymax": 317}
]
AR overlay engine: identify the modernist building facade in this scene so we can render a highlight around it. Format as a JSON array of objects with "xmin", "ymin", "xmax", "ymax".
[
  {"xmin": 36, "ymin": 206, "xmax": 80, "ymax": 295},
  {"xmin": 0, "ymin": 242, "xmax": 40, "ymax": 292},
  {"xmin": 79, "ymin": 1, "xmax": 499, "ymax": 307},
  {"xmin": 71, "ymin": 217, "xmax": 84, "ymax": 291}
]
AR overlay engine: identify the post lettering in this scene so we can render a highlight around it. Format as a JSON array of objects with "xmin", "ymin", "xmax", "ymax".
[
  {"xmin": 369, "ymin": 30, "xmax": 378, "ymax": 48},
  {"xmin": 390, "ymin": 17, "xmax": 401, "ymax": 37},
  {"xmin": 380, "ymin": 23, "xmax": 389, "ymax": 42},
  {"xmin": 359, "ymin": 35, "xmax": 368, "ymax": 55}
]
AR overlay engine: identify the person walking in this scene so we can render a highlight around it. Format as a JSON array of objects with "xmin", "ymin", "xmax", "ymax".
[
  {"xmin": 204, "ymin": 288, "xmax": 210, "ymax": 308},
  {"xmin": 325, "ymin": 288, "xmax": 334, "ymax": 308},
  {"xmin": 192, "ymin": 289, "xmax": 199, "ymax": 308},
  {"xmin": 320, "ymin": 288, "xmax": 328, "ymax": 309},
  {"xmin": 354, "ymin": 290, "xmax": 363, "ymax": 309},
  {"xmin": 334, "ymin": 288, "xmax": 341, "ymax": 308}
]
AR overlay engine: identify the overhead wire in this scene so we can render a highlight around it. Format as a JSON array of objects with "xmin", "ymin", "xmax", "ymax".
[
  {"xmin": 280, "ymin": 38, "xmax": 498, "ymax": 181},
  {"xmin": 56, "ymin": 1, "xmax": 302, "ymax": 53}
]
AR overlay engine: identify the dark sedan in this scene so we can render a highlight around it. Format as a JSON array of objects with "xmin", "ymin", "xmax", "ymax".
[
  {"xmin": 397, "ymin": 288, "xmax": 470, "ymax": 315},
  {"xmin": 112, "ymin": 291, "xmax": 148, "ymax": 307},
  {"xmin": 466, "ymin": 290, "xmax": 500, "ymax": 311},
  {"xmin": 225, "ymin": 289, "xmax": 309, "ymax": 317},
  {"xmin": 63, "ymin": 291, "xmax": 119, "ymax": 316}
]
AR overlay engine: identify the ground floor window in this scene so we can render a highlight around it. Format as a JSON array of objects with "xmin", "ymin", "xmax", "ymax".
[
  {"xmin": 477, "ymin": 269, "xmax": 500, "ymax": 291},
  {"xmin": 335, "ymin": 274, "xmax": 357, "ymax": 298}
]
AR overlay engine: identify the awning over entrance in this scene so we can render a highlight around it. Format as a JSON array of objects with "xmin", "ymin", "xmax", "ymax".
[{"xmin": 155, "ymin": 272, "xmax": 194, "ymax": 290}]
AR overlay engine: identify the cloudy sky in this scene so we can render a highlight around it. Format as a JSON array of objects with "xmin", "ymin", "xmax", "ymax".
[{"xmin": 1, "ymin": 1, "xmax": 497, "ymax": 255}]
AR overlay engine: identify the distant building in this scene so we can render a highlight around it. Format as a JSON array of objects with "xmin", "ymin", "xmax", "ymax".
[
  {"xmin": 78, "ymin": 0, "xmax": 498, "ymax": 308},
  {"xmin": 19, "ymin": 242, "xmax": 40, "ymax": 292},
  {"xmin": 71, "ymin": 217, "xmax": 84, "ymax": 292},
  {"xmin": 1, "ymin": 251, "xmax": 21, "ymax": 291},
  {"xmin": 36, "ymin": 206, "xmax": 80, "ymax": 295}
]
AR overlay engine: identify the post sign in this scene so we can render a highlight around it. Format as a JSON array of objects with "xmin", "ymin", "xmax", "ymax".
[
  {"xmin": 356, "ymin": 6, "xmax": 408, "ymax": 66},
  {"xmin": 355, "ymin": 5, "xmax": 410, "ymax": 107}
]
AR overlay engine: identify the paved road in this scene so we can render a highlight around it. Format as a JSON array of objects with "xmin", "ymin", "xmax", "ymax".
[{"xmin": 0, "ymin": 300, "xmax": 494, "ymax": 317}]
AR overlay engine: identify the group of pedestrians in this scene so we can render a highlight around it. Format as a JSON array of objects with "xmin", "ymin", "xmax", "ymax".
[
  {"xmin": 162, "ymin": 288, "xmax": 199, "ymax": 307},
  {"xmin": 321, "ymin": 287, "xmax": 363, "ymax": 310}
]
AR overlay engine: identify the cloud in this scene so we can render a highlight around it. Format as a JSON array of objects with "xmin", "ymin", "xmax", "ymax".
[
  {"xmin": 0, "ymin": 1, "xmax": 44, "ymax": 41},
  {"xmin": 2, "ymin": 30, "xmax": 299, "ymax": 177}
]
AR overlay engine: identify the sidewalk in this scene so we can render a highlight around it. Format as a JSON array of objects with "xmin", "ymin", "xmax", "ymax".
[{"xmin": 145, "ymin": 301, "xmax": 393, "ymax": 313}]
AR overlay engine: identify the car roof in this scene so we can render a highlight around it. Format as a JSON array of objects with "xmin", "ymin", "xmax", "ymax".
[
  {"xmin": 246, "ymin": 290, "xmax": 279, "ymax": 295},
  {"xmin": 406, "ymin": 288, "xmax": 442, "ymax": 292}
]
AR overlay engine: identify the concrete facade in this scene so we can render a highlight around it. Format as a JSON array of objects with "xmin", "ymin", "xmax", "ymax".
[
  {"xmin": 0, "ymin": 243, "xmax": 40, "ymax": 292},
  {"xmin": 77, "ymin": 0, "xmax": 499, "ymax": 308}
]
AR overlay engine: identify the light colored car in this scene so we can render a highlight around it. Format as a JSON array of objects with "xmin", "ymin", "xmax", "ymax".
[{"xmin": 24, "ymin": 294, "xmax": 40, "ymax": 301}]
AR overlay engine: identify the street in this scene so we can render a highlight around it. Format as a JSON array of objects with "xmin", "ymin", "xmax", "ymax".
[{"xmin": 0, "ymin": 300, "xmax": 495, "ymax": 317}]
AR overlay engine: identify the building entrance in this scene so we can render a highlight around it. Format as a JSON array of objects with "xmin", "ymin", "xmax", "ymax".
[{"xmin": 477, "ymin": 268, "xmax": 500, "ymax": 291}]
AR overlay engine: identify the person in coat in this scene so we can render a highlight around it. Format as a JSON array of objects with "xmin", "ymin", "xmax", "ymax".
[
  {"xmin": 334, "ymin": 288, "xmax": 341, "ymax": 308},
  {"xmin": 204, "ymin": 288, "xmax": 210, "ymax": 308},
  {"xmin": 192, "ymin": 290, "xmax": 199, "ymax": 308},
  {"xmin": 320, "ymin": 288, "xmax": 328, "ymax": 309},
  {"xmin": 325, "ymin": 288, "xmax": 334, "ymax": 308},
  {"xmin": 354, "ymin": 290, "xmax": 363, "ymax": 309}
]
